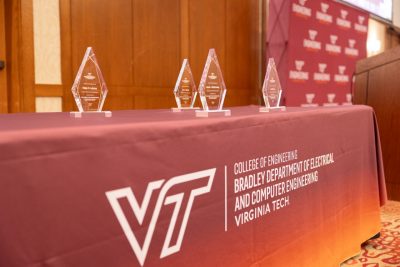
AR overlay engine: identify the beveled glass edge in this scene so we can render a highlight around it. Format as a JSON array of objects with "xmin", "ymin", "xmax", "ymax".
[
  {"xmin": 89, "ymin": 51, "xmax": 108, "ymax": 111},
  {"xmin": 198, "ymin": 48, "xmax": 227, "ymax": 111},
  {"xmin": 71, "ymin": 47, "xmax": 109, "ymax": 112},
  {"xmin": 262, "ymin": 57, "xmax": 282, "ymax": 109},
  {"xmin": 173, "ymin": 59, "xmax": 197, "ymax": 108},
  {"xmin": 71, "ymin": 47, "xmax": 93, "ymax": 112}
]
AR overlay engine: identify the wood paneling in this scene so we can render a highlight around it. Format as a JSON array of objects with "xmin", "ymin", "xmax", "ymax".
[
  {"xmin": 353, "ymin": 72, "xmax": 368, "ymax": 104},
  {"xmin": 3, "ymin": 0, "xmax": 35, "ymax": 113},
  {"xmin": 189, "ymin": 0, "xmax": 226, "ymax": 82},
  {"xmin": 19, "ymin": 0, "xmax": 35, "ymax": 112},
  {"xmin": 61, "ymin": 0, "xmax": 261, "ymax": 111},
  {"xmin": 35, "ymin": 84, "xmax": 63, "ymax": 97},
  {"xmin": 385, "ymin": 27, "xmax": 400, "ymax": 51},
  {"xmin": 133, "ymin": 0, "xmax": 180, "ymax": 87},
  {"xmin": 354, "ymin": 46, "xmax": 400, "ymax": 201},
  {"xmin": 356, "ymin": 45, "xmax": 400, "ymax": 74},
  {"xmin": 0, "ymin": 0, "xmax": 8, "ymax": 113},
  {"xmin": 70, "ymin": 0, "xmax": 133, "ymax": 86},
  {"xmin": 367, "ymin": 61, "xmax": 400, "ymax": 189},
  {"xmin": 386, "ymin": 182, "xmax": 400, "ymax": 201},
  {"xmin": 226, "ymin": 0, "xmax": 251, "ymax": 90},
  {"xmin": 4, "ymin": 0, "xmax": 22, "ymax": 113}
]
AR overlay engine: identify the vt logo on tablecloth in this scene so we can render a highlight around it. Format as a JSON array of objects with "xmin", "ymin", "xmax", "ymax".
[{"xmin": 106, "ymin": 168, "xmax": 216, "ymax": 266}]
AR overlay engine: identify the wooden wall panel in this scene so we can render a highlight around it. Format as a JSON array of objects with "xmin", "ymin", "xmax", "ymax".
[
  {"xmin": 354, "ymin": 46, "xmax": 400, "ymax": 201},
  {"xmin": 367, "ymin": 61, "xmax": 400, "ymax": 199},
  {"xmin": 353, "ymin": 72, "xmax": 368, "ymax": 104},
  {"xmin": 19, "ymin": 0, "xmax": 35, "ymax": 112},
  {"xmin": 226, "ymin": 0, "xmax": 253, "ymax": 106},
  {"xmin": 62, "ymin": 0, "xmax": 261, "ymax": 111},
  {"xmin": 133, "ymin": 0, "xmax": 180, "ymax": 88},
  {"xmin": 0, "ymin": 0, "xmax": 7, "ymax": 113},
  {"xmin": 134, "ymin": 96, "xmax": 175, "ymax": 110},
  {"xmin": 69, "ymin": 0, "xmax": 134, "ymax": 110},
  {"xmin": 226, "ymin": 0, "xmax": 251, "ymax": 90},
  {"xmin": 70, "ymin": 0, "xmax": 133, "ymax": 86},
  {"xmin": 250, "ymin": 0, "xmax": 266, "ymax": 105},
  {"xmin": 2, "ymin": 0, "xmax": 35, "ymax": 112},
  {"xmin": 4, "ymin": 0, "xmax": 23, "ymax": 113},
  {"xmin": 189, "ymin": 0, "xmax": 226, "ymax": 84},
  {"xmin": 60, "ymin": 0, "xmax": 73, "ymax": 111}
]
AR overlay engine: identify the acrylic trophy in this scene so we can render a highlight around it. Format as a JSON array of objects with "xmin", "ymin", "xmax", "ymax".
[
  {"xmin": 260, "ymin": 58, "xmax": 286, "ymax": 112},
  {"xmin": 172, "ymin": 59, "xmax": 199, "ymax": 112},
  {"xmin": 70, "ymin": 47, "xmax": 111, "ymax": 118},
  {"xmin": 196, "ymin": 49, "xmax": 231, "ymax": 117}
]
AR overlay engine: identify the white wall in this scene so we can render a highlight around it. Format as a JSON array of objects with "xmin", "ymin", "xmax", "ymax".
[
  {"xmin": 393, "ymin": 0, "xmax": 400, "ymax": 28},
  {"xmin": 33, "ymin": 0, "xmax": 62, "ymax": 112},
  {"xmin": 367, "ymin": 18, "xmax": 386, "ymax": 56}
]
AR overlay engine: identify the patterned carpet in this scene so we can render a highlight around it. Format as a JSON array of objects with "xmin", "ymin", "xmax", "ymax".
[{"xmin": 341, "ymin": 201, "xmax": 400, "ymax": 267}]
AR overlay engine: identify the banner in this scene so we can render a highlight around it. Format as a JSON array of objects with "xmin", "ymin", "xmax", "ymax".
[{"xmin": 268, "ymin": 0, "xmax": 369, "ymax": 106}]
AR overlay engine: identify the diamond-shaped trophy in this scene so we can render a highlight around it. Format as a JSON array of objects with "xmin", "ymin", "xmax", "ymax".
[
  {"xmin": 172, "ymin": 59, "xmax": 199, "ymax": 112},
  {"xmin": 260, "ymin": 58, "xmax": 286, "ymax": 112},
  {"xmin": 70, "ymin": 47, "xmax": 111, "ymax": 118},
  {"xmin": 196, "ymin": 49, "xmax": 231, "ymax": 117}
]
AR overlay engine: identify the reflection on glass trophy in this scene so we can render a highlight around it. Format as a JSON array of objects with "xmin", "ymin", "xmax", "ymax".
[
  {"xmin": 196, "ymin": 49, "xmax": 231, "ymax": 117},
  {"xmin": 323, "ymin": 93, "xmax": 339, "ymax": 107},
  {"xmin": 172, "ymin": 59, "xmax": 199, "ymax": 112},
  {"xmin": 301, "ymin": 93, "xmax": 319, "ymax": 107},
  {"xmin": 342, "ymin": 93, "xmax": 353, "ymax": 106},
  {"xmin": 70, "ymin": 47, "xmax": 111, "ymax": 118},
  {"xmin": 260, "ymin": 58, "xmax": 286, "ymax": 112}
]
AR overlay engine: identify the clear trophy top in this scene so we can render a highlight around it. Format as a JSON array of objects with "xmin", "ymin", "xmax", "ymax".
[
  {"xmin": 71, "ymin": 47, "xmax": 108, "ymax": 112},
  {"xmin": 262, "ymin": 58, "xmax": 282, "ymax": 108},
  {"xmin": 198, "ymin": 49, "xmax": 227, "ymax": 111},
  {"xmin": 173, "ymin": 59, "xmax": 197, "ymax": 108}
]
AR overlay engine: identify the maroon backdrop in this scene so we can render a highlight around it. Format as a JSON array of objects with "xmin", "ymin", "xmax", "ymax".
[{"xmin": 267, "ymin": 0, "xmax": 368, "ymax": 106}]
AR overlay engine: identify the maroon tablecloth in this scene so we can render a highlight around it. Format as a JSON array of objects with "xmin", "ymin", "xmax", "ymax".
[{"xmin": 0, "ymin": 105, "xmax": 386, "ymax": 267}]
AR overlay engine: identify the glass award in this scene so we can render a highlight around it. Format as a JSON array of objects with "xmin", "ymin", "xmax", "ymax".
[
  {"xmin": 172, "ymin": 59, "xmax": 199, "ymax": 112},
  {"xmin": 196, "ymin": 49, "xmax": 230, "ymax": 117},
  {"xmin": 70, "ymin": 47, "xmax": 111, "ymax": 118},
  {"xmin": 260, "ymin": 58, "xmax": 286, "ymax": 112}
]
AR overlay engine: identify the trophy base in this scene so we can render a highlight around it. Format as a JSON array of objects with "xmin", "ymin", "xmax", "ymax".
[
  {"xmin": 70, "ymin": 111, "xmax": 112, "ymax": 118},
  {"xmin": 259, "ymin": 106, "xmax": 286, "ymax": 113},
  {"xmin": 342, "ymin": 103, "xmax": 353, "ymax": 106},
  {"xmin": 195, "ymin": 109, "xmax": 231, "ymax": 117},
  {"xmin": 171, "ymin": 107, "xmax": 200, "ymax": 112},
  {"xmin": 300, "ymin": 104, "xmax": 319, "ymax": 108},
  {"xmin": 323, "ymin": 103, "xmax": 339, "ymax": 107}
]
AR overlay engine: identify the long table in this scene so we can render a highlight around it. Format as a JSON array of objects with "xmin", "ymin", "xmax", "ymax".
[{"xmin": 0, "ymin": 105, "xmax": 386, "ymax": 267}]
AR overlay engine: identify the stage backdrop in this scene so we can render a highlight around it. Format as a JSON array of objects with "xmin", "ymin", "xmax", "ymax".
[{"xmin": 267, "ymin": 0, "xmax": 368, "ymax": 106}]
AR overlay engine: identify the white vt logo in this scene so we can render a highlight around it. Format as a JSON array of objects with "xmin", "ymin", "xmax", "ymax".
[
  {"xmin": 299, "ymin": 0, "xmax": 307, "ymax": 5},
  {"xmin": 321, "ymin": 3, "xmax": 329, "ymax": 13},
  {"xmin": 341, "ymin": 10, "xmax": 348, "ymax": 19},
  {"xmin": 295, "ymin": 60, "xmax": 305, "ymax": 71},
  {"xmin": 308, "ymin": 30, "xmax": 318, "ymax": 40},
  {"xmin": 106, "ymin": 168, "xmax": 217, "ymax": 266},
  {"xmin": 330, "ymin": 35, "xmax": 338, "ymax": 44},
  {"xmin": 348, "ymin": 39, "xmax": 356, "ymax": 48},
  {"xmin": 358, "ymin": 15, "xmax": 365, "ymax": 24},
  {"xmin": 319, "ymin": 63, "xmax": 327, "ymax": 73},
  {"xmin": 338, "ymin": 65, "xmax": 346, "ymax": 74}
]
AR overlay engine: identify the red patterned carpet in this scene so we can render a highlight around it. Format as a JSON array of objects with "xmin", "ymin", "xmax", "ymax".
[{"xmin": 341, "ymin": 201, "xmax": 400, "ymax": 267}]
